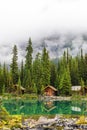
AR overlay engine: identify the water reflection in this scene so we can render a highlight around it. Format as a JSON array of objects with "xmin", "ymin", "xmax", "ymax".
[
  {"xmin": 43, "ymin": 101, "xmax": 56, "ymax": 112},
  {"xmin": 2, "ymin": 99, "xmax": 87, "ymax": 116}
]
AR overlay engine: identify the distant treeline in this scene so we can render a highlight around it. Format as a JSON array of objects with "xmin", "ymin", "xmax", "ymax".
[{"xmin": 0, "ymin": 38, "xmax": 87, "ymax": 95}]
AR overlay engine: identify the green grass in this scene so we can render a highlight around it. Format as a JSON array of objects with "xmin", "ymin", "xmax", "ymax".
[{"xmin": 71, "ymin": 93, "xmax": 82, "ymax": 101}]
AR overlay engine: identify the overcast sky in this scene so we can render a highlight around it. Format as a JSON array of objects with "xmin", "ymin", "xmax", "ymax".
[
  {"xmin": 0, "ymin": 0, "xmax": 87, "ymax": 63},
  {"xmin": 0, "ymin": 0, "xmax": 87, "ymax": 43}
]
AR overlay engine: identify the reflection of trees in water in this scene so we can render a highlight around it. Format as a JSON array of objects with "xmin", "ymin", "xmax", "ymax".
[
  {"xmin": 71, "ymin": 100, "xmax": 82, "ymax": 113},
  {"xmin": 56, "ymin": 101, "xmax": 71, "ymax": 114},
  {"xmin": 4, "ymin": 99, "xmax": 25, "ymax": 114},
  {"xmin": 3, "ymin": 100, "xmax": 87, "ymax": 115},
  {"xmin": 43, "ymin": 101, "xmax": 56, "ymax": 113},
  {"xmin": 81, "ymin": 101, "xmax": 87, "ymax": 115},
  {"xmin": 43, "ymin": 101, "xmax": 71, "ymax": 115},
  {"xmin": 71, "ymin": 100, "xmax": 87, "ymax": 115},
  {"xmin": 44, "ymin": 101, "xmax": 54, "ymax": 109}
]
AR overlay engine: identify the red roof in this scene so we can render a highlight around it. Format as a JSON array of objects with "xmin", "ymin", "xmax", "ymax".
[{"xmin": 44, "ymin": 85, "xmax": 57, "ymax": 91}]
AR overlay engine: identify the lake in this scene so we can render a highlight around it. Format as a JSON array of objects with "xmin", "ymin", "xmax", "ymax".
[{"xmin": 2, "ymin": 99, "xmax": 87, "ymax": 116}]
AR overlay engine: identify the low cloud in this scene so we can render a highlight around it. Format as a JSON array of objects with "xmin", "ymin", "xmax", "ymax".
[
  {"xmin": 0, "ymin": 0, "xmax": 87, "ymax": 63},
  {"xmin": 1, "ymin": 32, "xmax": 87, "ymax": 64}
]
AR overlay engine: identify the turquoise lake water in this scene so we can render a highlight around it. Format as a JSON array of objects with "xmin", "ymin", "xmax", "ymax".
[{"xmin": 2, "ymin": 99, "xmax": 87, "ymax": 115}]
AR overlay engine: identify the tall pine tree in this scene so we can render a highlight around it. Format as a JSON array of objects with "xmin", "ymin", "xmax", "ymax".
[
  {"xmin": 59, "ymin": 65, "xmax": 71, "ymax": 95},
  {"xmin": 33, "ymin": 53, "xmax": 43, "ymax": 94},
  {"xmin": 41, "ymin": 47, "xmax": 51, "ymax": 86},
  {"xmin": 10, "ymin": 45, "xmax": 19, "ymax": 84},
  {"xmin": 24, "ymin": 38, "xmax": 33, "ymax": 89},
  {"xmin": 20, "ymin": 60, "xmax": 24, "ymax": 86}
]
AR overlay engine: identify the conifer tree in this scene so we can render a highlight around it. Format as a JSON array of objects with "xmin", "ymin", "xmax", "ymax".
[
  {"xmin": 70, "ymin": 58, "xmax": 79, "ymax": 85},
  {"xmin": 59, "ymin": 65, "xmax": 71, "ymax": 95},
  {"xmin": 24, "ymin": 38, "xmax": 33, "ymax": 89},
  {"xmin": 78, "ymin": 49, "xmax": 85, "ymax": 83},
  {"xmin": 10, "ymin": 45, "xmax": 19, "ymax": 84},
  {"xmin": 41, "ymin": 47, "xmax": 51, "ymax": 86},
  {"xmin": 80, "ymin": 78, "xmax": 84, "ymax": 95},
  {"xmin": 3, "ymin": 63, "xmax": 8, "ymax": 92},
  {"xmin": 33, "ymin": 53, "xmax": 43, "ymax": 94},
  {"xmin": 84, "ymin": 53, "xmax": 87, "ymax": 84},
  {"xmin": 0, "ymin": 64, "xmax": 3, "ymax": 93},
  {"xmin": 25, "ymin": 38, "xmax": 33, "ymax": 71},
  {"xmin": 20, "ymin": 60, "xmax": 24, "ymax": 86},
  {"xmin": 50, "ymin": 63, "xmax": 57, "ymax": 87}
]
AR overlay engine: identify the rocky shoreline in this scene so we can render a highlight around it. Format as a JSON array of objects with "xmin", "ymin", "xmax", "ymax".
[
  {"xmin": 2, "ymin": 115, "xmax": 87, "ymax": 130},
  {"xmin": 40, "ymin": 96, "xmax": 71, "ymax": 101}
]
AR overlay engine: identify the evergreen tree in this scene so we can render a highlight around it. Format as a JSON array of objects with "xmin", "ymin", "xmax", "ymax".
[
  {"xmin": 84, "ymin": 53, "xmax": 87, "ymax": 84},
  {"xmin": 63, "ymin": 50, "xmax": 67, "ymax": 68},
  {"xmin": 67, "ymin": 48, "xmax": 69, "ymax": 64},
  {"xmin": 41, "ymin": 47, "xmax": 51, "ymax": 86},
  {"xmin": 70, "ymin": 58, "xmax": 79, "ymax": 85},
  {"xmin": 20, "ymin": 60, "xmax": 24, "ymax": 86},
  {"xmin": 17, "ymin": 77, "xmax": 21, "ymax": 94},
  {"xmin": 0, "ymin": 64, "xmax": 4, "ymax": 93},
  {"xmin": 10, "ymin": 45, "xmax": 19, "ymax": 84},
  {"xmin": 24, "ymin": 38, "xmax": 33, "ymax": 89},
  {"xmin": 78, "ymin": 49, "xmax": 85, "ymax": 83},
  {"xmin": 80, "ymin": 78, "xmax": 84, "ymax": 95},
  {"xmin": 59, "ymin": 65, "xmax": 71, "ymax": 95},
  {"xmin": 50, "ymin": 62, "xmax": 57, "ymax": 87},
  {"xmin": 3, "ymin": 63, "xmax": 8, "ymax": 92},
  {"xmin": 25, "ymin": 38, "xmax": 33, "ymax": 71},
  {"xmin": 33, "ymin": 53, "xmax": 43, "ymax": 94},
  {"xmin": 23, "ymin": 69, "xmax": 32, "ymax": 91}
]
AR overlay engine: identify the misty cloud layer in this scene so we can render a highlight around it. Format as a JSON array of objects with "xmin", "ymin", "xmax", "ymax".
[
  {"xmin": 1, "ymin": 33, "xmax": 87, "ymax": 64},
  {"xmin": 0, "ymin": 0, "xmax": 87, "ymax": 63},
  {"xmin": 33, "ymin": 33, "xmax": 87, "ymax": 58}
]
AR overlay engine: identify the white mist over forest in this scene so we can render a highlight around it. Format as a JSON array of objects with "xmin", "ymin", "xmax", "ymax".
[{"xmin": 0, "ymin": 0, "xmax": 87, "ymax": 63}]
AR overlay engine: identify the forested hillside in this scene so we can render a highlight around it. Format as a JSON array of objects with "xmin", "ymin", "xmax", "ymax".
[{"xmin": 0, "ymin": 38, "xmax": 87, "ymax": 95}]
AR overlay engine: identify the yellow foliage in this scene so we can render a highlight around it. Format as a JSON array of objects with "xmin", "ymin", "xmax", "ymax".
[
  {"xmin": 0, "ymin": 114, "xmax": 23, "ymax": 129},
  {"xmin": 0, "ymin": 107, "xmax": 9, "ymax": 115},
  {"xmin": 2, "ymin": 120, "xmax": 7, "ymax": 125},
  {"xmin": 8, "ymin": 115, "xmax": 22, "ymax": 128},
  {"xmin": 76, "ymin": 116, "xmax": 87, "ymax": 124},
  {"xmin": 0, "ymin": 120, "xmax": 5, "ymax": 129}
]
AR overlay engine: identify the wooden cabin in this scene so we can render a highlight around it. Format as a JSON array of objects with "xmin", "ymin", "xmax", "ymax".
[
  {"xmin": 71, "ymin": 86, "xmax": 87, "ymax": 95},
  {"xmin": 71, "ymin": 86, "xmax": 82, "ymax": 94},
  {"xmin": 44, "ymin": 85, "xmax": 57, "ymax": 96},
  {"xmin": 72, "ymin": 86, "xmax": 81, "ymax": 91}
]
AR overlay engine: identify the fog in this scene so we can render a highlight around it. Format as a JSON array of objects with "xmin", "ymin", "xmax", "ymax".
[{"xmin": 0, "ymin": 0, "xmax": 87, "ymax": 63}]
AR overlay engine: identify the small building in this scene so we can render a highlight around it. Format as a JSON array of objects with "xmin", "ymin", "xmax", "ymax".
[
  {"xmin": 71, "ymin": 86, "xmax": 81, "ymax": 91},
  {"xmin": 71, "ymin": 86, "xmax": 82, "ymax": 95},
  {"xmin": 44, "ymin": 85, "xmax": 57, "ymax": 96}
]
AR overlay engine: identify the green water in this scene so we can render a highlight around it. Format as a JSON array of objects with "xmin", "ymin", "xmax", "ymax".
[{"xmin": 2, "ymin": 99, "xmax": 87, "ymax": 115}]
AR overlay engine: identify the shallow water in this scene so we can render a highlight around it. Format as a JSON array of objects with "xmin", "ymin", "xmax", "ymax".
[{"xmin": 2, "ymin": 99, "xmax": 87, "ymax": 115}]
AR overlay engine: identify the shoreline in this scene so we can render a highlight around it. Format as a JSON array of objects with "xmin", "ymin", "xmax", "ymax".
[
  {"xmin": 1, "ymin": 94, "xmax": 87, "ymax": 101},
  {"xmin": 40, "ymin": 96, "xmax": 71, "ymax": 101},
  {"xmin": 1, "ymin": 115, "xmax": 87, "ymax": 130}
]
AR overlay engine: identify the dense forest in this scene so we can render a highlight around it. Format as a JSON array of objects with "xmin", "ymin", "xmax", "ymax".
[{"xmin": 0, "ymin": 38, "xmax": 87, "ymax": 95}]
